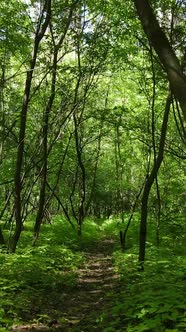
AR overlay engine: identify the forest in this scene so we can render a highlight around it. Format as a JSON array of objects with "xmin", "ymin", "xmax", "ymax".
[{"xmin": 0, "ymin": 0, "xmax": 185, "ymax": 331}]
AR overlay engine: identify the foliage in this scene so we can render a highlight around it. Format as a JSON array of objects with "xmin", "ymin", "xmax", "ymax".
[
  {"xmin": 0, "ymin": 216, "xmax": 185, "ymax": 331},
  {"xmin": 0, "ymin": 218, "xmax": 84, "ymax": 329},
  {"xmin": 0, "ymin": 0, "xmax": 185, "ymax": 329},
  {"xmin": 101, "ymin": 218, "xmax": 186, "ymax": 332}
]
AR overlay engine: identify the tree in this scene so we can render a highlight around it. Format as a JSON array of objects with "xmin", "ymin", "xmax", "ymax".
[
  {"xmin": 33, "ymin": 0, "xmax": 79, "ymax": 244},
  {"xmin": 9, "ymin": 0, "xmax": 51, "ymax": 253},
  {"xmin": 139, "ymin": 92, "xmax": 171, "ymax": 268},
  {"xmin": 0, "ymin": 0, "xmax": 185, "ymax": 261},
  {"xmin": 133, "ymin": 0, "xmax": 186, "ymax": 121}
]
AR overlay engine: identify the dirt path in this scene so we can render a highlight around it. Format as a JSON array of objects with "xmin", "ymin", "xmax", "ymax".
[
  {"xmin": 59, "ymin": 238, "xmax": 119, "ymax": 331},
  {"xmin": 11, "ymin": 239, "xmax": 119, "ymax": 332}
]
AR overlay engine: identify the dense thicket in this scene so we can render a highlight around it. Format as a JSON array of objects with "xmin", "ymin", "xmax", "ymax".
[{"xmin": 0, "ymin": 0, "xmax": 185, "ymax": 258}]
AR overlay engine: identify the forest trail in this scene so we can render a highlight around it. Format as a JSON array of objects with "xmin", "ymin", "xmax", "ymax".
[
  {"xmin": 61, "ymin": 238, "xmax": 119, "ymax": 331},
  {"xmin": 11, "ymin": 239, "xmax": 119, "ymax": 332}
]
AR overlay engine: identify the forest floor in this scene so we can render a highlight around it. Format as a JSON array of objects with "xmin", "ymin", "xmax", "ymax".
[
  {"xmin": 11, "ymin": 238, "xmax": 120, "ymax": 332},
  {"xmin": 4, "ymin": 218, "xmax": 186, "ymax": 332}
]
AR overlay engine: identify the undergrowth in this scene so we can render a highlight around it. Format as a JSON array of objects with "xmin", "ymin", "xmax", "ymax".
[
  {"xmin": 0, "ymin": 215, "xmax": 185, "ymax": 332},
  {"xmin": 101, "ymin": 216, "xmax": 186, "ymax": 332},
  {"xmin": 0, "ymin": 218, "xmax": 85, "ymax": 330}
]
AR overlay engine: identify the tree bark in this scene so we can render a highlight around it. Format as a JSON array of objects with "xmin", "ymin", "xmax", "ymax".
[
  {"xmin": 134, "ymin": 0, "xmax": 186, "ymax": 121},
  {"xmin": 139, "ymin": 93, "xmax": 171, "ymax": 269}
]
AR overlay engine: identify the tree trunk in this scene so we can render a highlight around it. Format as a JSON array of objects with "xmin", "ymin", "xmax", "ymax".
[
  {"xmin": 0, "ymin": 227, "xmax": 5, "ymax": 245},
  {"xmin": 134, "ymin": 0, "xmax": 186, "ymax": 121},
  {"xmin": 73, "ymin": 112, "xmax": 86, "ymax": 235},
  {"xmin": 33, "ymin": 3, "xmax": 78, "ymax": 244},
  {"xmin": 33, "ymin": 56, "xmax": 57, "ymax": 244},
  {"xmin": 139, "ymin": 93, "xmax": 171, "ymax": 269},
  {"xmin": 120, "ymin": 180, "xmax": 145, "ymax": 250},
  {"xmin": 0, "ymin": 60, "xmax": 6, "ymax": 164},
  {"xmin": 9, "ymin": 0, "xmax": 51, "ymax": 253},
  {"xmin": 46, "ymin": 132, "xmax": 74, "ymax": 227},
  {"xmin": 0, "ymin": 191, "xmax": 12, "ymax": 221},
  {"xmin": 85, "ymin": 125, "xmax": 103, "ymax": 216}
]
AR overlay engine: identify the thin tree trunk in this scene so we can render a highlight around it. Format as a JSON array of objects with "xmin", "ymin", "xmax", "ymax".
[
  {"xmin": 155, "ymin": 176, "xmax": 161, "ymax": 246},
  {"xmin": 134, "ymin": 0, "xmax": 186, "ymax": 121},
  {"xmin": 9, "ymin": 0, "xmax": 51, "ymax": 253},
  {"xmin": 70, "ymin": 12, "xmax": 85, "ymax": 235},
  {"xmin": 85, "ymin": 125, "xmax": 103, "ymax": 215},
  {"xmin": 45, "ymin": 132, "xmax": 73, "ymax": 224},
  {"xmin": 69, "ymin": 166, "xmax": 79, "ymax": 223},
  {"xmin": 0, "ymin": 227, "xmax": 5, "ymax": 245},
  {"xmin": 46, "ymin": 181, "xmax": 75, "ymax": 229},
  {"xmin": 0, "ymin": 59, "xmax": 6, "ymax": 164},
  {"xmin": 139, "ymin": 93, "xmax": 171, "ymax": 269},
  {"xmin": 120, "ymin": 179, "xmax": 145, "ymax": 250},
  {"xmin": 115, "ymin": 122, "xmax": 121, "ymax": 213},
  {"xmin": 0, "ymin": 191, "xmax": 12, "ymax": 221},
  {"xmin": 85, "ymin": 89, "xmax": 108, "ymax": 216},
  {"xmin": 33, "ymin": 54, "xmax": 57, "ymax": 244},
  {"xmin": 0, "ymin": 53, "xmax": 7, "ymax": 247},
  {"xmin": 33, "ymin": 3, "xmax": 78, "ymax": 244},
  {"xmin": 150, "ymin": 44, "xmax": 161, "ymax": 246},
  {"xmin": 73, "ymin": 112, "xmax": 86, "ymax": 236}
]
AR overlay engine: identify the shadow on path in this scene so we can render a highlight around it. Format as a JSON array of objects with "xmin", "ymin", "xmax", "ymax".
[{"xmin": 11, "ymin": 239, "xmax": 120, "ymax": 332}]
